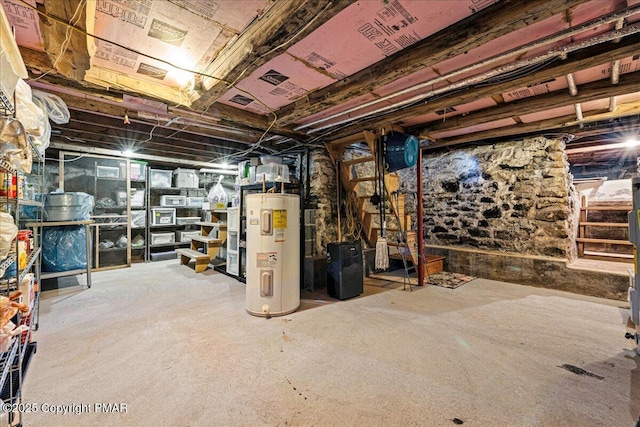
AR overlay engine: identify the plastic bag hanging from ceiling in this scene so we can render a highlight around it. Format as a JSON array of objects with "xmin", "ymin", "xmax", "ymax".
[
  {"xmin": 31, "ymin": 89, "xmax": 70, "ymax": 124},
  {"xmin": 0, "ymin": 117, "xmax": 32, "ymax": 173}
]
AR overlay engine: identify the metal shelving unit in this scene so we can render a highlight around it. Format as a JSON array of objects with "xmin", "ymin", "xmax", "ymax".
[{"xmin": 0, "ymin": 118, "xmax": 44, "ymax": 426}]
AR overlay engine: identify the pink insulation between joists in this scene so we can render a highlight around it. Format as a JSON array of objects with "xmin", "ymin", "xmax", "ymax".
[
  {"xmin": 0, "ymin": 0, "xmax": 43, "ymax": 51},
  {"xmin": 428, "ymin": 118, "xmax": 516, "ymax": 140},
  {"xmin": 221, "ymin": 0, "xmax": 492, "ymax": 115},
  {"xmin": 434, "ymin": 12, "xmax": 569, "ymax": 78},
  {"xmin": 217, "ymin": 54, "xmax": 337, "ymax": 113},
  {"xmin": 294, "ymin": 93, "xmax": 378, "ymax": 126},
  {"xmin": 400, "ymin": 97, "xmax": 497, "ymax": 127},
  {"xmin": 519, "ymin": 105, "xmax": 577, "ymax": 123},
  {"xmin": 286, "ymin": 1, "xmax": 484, "ymax": 80},
  {"xmin": 574, "ymin": 56, "xmax": 640, "ymax": 84},
  {"xmin": 502, "ymin": 77, "xmax": 567, "ymax": 103},
  {"xmin": 89, "ymin": 0, "xmax": 269, "ymax": 88}
]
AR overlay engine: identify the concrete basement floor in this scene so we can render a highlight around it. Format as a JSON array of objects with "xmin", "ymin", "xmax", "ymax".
[{"xmin": 21, "ymin": 260, "xmax": 640, "ymax": 426}]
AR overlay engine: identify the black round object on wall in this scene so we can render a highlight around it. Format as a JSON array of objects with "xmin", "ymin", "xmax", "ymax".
[{"xmin": 385, "ymin": 131, "xmax": 419, "ymax": 172}]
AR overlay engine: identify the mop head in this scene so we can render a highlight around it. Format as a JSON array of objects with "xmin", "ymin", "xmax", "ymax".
[{"xmin": 375, "ymin": 237, "xmax": 389, "ymax": 270}]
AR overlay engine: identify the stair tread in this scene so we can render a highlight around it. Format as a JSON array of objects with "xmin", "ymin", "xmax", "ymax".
[
  {"xmin": 342, "ymin": 156, "xmax": 374, "ymax": 166},
  {"xmin": 191, "ymin": 236, "xmax": 223, "ymax": 244},
  {"xmin": 197, "ymin": 222, "xmax": 227, "ymax": 229},
  {"xmin": 351, "ymin": 176, "xmax": 377, "ymax": 183},
  {"xmin": 176, "ymin": 248, "xmax": 209, "ymax": 259}
]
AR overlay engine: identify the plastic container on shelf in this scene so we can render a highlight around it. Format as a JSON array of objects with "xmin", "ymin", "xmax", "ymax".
[
  {"xmin": 173, "ymin": 168, "xmax": 199, "ymax": 188},
  {"xmin": 176, "ymin": 216, "xmax": 200, "ymax": 225},
  {"xmin": 255, "ymin": 163, "xmax": 289, "ymax": 183},
  {"xmin": 96, "ymin": 165, "xmax": 120, "ymax": 179},
  {"xmin": 150, "ymin": 169, "xmax": 172, "ymax": 188},
  {"xmin": 151, "ymin": 208, "xmax": 175, "ymax": 225},
  {"xmin": 130, "ymin": 161, "xmax": 147, "ymax": 180},
  {"xmin": 150, "ymin": 232, "xmax": 174, "ymax": 245},
  {"xmin": 187, "ymin": 196, "xmax": 203, "ymax": 207},
  {"xmin": 43, "ymin": 192, "xmax": 93, "ymax": 221},
  {"xmin": 175, "ymin": 230, "xmax": 201, "ymax": 242},
  {"xmin": 160, "ymin": 195, "xmax": 186, "ymax": 207},
  {"xmin": 116, "ymin": 191, "xmax": 128, "ymax": 207},
  {"xmin": 130, "ymin": 189, "xmax": 145, "ymax": 207},
  {"xmin": 130, "ymin": 210, "xmax": 146, "ymax": 227}
]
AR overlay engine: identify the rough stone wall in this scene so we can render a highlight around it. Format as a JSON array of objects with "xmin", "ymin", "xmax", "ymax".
[
  {"xmin": 399, "ymin": 137, "xmax": 578, "ymax": 259},
  {"xmin": 305, "ymin": 148, "xmax": 338, "ymax": 255}
]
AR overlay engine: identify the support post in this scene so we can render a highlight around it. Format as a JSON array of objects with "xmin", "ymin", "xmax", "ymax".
[{"xmin": 417, "ymin": 148, "xmax": 424, "ymax": 286}]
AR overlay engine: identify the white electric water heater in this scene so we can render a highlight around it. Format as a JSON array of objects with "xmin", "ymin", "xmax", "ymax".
[{"xmin": 245, "ymin": 193, "xmax": 300, "ymax": 316}]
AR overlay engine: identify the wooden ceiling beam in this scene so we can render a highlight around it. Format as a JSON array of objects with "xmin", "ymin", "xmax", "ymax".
[
  {"xmin": 51, "ymin": 136, "xmax": 232, "ymax": 162},
  {"xmin": 25, "ymin": 72, "xmax": 305, "ymax": 141},
  {"xmin": 48, "ymin": 91, "xmax": 263, "ymax": 144},
  {"xmin": 37, "ymin": 0, "xmax": 90, "ymax": 81},
  {"xmin": 425, "ymin": 112, "xmax": 640, "ymax": 150},
  {"xmin": 56, "ymin": 121, "xmax": 249, "ymax": 154},
  {"xmin": 325, "ymin": 34, "xmax": 640, "ymax": 142},
  {"xmin": 54, "ymin": 126, "xmax": 250, "ymax": 159},
  {"xmin": 274, "ymin": 0, "xmax": 591, "ymax": 126},
  {"xmin": 192, "ymin": 0, "xmax": 350, "ymax": 111},
  {"xmin": 421, "ymin": 71, "xmax": 640, "ymax": 135}
]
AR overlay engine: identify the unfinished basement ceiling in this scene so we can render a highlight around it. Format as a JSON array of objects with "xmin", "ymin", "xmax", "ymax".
[{"xmin": 2, "ymin": 0, "xmax": 640, "ymax": 165}]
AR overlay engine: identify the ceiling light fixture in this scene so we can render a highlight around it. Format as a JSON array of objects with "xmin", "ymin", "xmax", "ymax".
[
  {"xmin": 625, "ymin": 137, "xmax": 640, "ymax": 148},
  {"xmin": 122, "ymin": 149, "xmax": 134, "ymax": 157}
]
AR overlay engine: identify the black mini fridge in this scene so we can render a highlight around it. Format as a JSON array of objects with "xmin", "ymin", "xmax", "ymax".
[{"xmin": 327, "ymin": 242, "xmax": 363, "ymax": 300}]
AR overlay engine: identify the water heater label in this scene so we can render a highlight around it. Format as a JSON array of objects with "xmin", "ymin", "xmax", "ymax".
[
  {"xmin": 257, "ymin": 252, "xmax": 278, "ymax": 268},
  {"xmin": 273, "ymin": 210, "xmax": 287, "ymax": 229},
  {"xmin": 275, "ymin": 229, "xmax": 285, "ymax": 243}
]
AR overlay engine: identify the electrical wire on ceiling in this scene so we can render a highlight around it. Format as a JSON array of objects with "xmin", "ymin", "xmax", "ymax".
[
  {"xmin": 29, "ymin": 0, "xmax": 86, "ymax": 84},
  {"xmin": 224, "ymin": 1, "xmax": 334, "ymax": 89},
  {"xmin": 44, "ymin": 153, "xmax": 87, "ymax": 162},
  {"xmin": 16, "ymin": 0, "xmax": 281, "ymax": 164},
  {"xmin": 473, "ymin": 57, "xmax": 560, "ymax": 87}
]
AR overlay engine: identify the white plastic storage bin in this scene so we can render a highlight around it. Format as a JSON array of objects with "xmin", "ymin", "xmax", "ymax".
[
  {"xmin": 150, "ymin": 232, "xmax": 175, "ymax": 245},
  {"xmin": 150, "ymin": 169, "xmax": 172, "ymax": 188},
  {"xmin": 175, "ymin": 230, "xmax": 201, "ymax": 242},
  {"xmin": 187, "ymin": 196, "xmax": 204, "ymax": 207},
  {"xmin": 176, "ymin": 216, "xmax": 200, "ymax": 225},
  {"xmin": 130, "ymin": 210, "xmax": 146, "ymax": 228},
  {"xmin": 96, "ymin": 165, "xmax": 120, "ymax": 179},
  {"xmin": 160, "ymin": 195, "xmax": 186, "ymax": 207},
  {"xmin": 130, "ymin": 161, "xmax": 147, "ymax": 181},
  {"xmin": 255, "ymin": 163, "xmax": 289, "ymax": 183},
  {"xmin": 116, "ymin": 191, "xmax": 128, "ymax": 207},
  {"xmin": 227, "ymin": 207, "xmax": 239, "ymax": 231},
  {"xmin": 151, "ymin": 208, "xmax": 176, "ymax": 225},
  {"xmin": 174, "ymin": 168, "xmax": 199, "ymax": 188},
  {"xmin": 130, "ymin": 189, "xmax": 145, "ymax": 207},
  {"xmin": 226, "ymin": 252, "xmax": 239, "ymax": 275}
]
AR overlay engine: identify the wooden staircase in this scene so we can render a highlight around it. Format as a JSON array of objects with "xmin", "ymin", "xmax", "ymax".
[
  {"xmin": 326, "ymin": 127, "xmax": 444, "ymax": 280},
  {"xmin": 326, "ymin": 128, "xmax": 412, "ymax": 250}
]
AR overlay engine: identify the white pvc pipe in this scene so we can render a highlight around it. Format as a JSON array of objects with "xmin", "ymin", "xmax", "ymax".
[
  {"xmin": 306, "ymin": 21, "xmax": 640, "ymax": 135},
  {"xmin": 297, "ymin": 5, "xmax": 640, "ymax": 133},
  {"xmin": 566, "ymin": 73, "xmax": 578, "ymax": 96}
]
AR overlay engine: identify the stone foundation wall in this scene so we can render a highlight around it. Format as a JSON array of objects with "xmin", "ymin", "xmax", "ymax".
[
  {"xmin": 305, "ymin": 148, "xmax": 338, "ymax": 255},
  {"xmin": 428, "ymin": 245, "xmax": 628, "ymax": 300},
  {"xmin": 399, "ymin": 137, "xmax": 579, "ymax": 259}
]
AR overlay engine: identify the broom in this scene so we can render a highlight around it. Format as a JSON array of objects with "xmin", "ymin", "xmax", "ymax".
[{"xmin": 375, "ymin": 134, "xmax": 389, "ymax": 270}]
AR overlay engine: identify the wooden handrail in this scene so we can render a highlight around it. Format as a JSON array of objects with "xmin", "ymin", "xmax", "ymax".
[
  {"xmin": 579, "ymin": 222, "xmax": 628, "ymax": 227},
  {"xmin": 580, "ymin": 206, "xmax": 632, "ymax": 211},
  {"xmin": 575, "ymin": 237, "xmax": 632, "ymax": 245}
]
